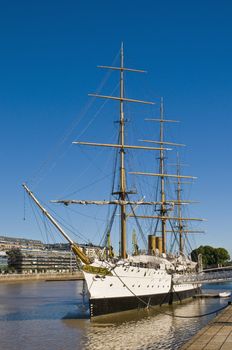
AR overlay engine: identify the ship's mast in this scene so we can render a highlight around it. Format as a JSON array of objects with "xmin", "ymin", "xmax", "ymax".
[
  {"xmin": 119, "ymin": 44, "xmax": 127, "ymax": 258},
  {"xmin": 130, "ymin": 100, "xmax": 205, "ymax": 254},
  {"xmin": 159, "ymin": 98, "xmax": 167, "ymax": 253},
  {"xmin": 55, "ymin": 45, "xmax": 160, "ymax": 259},
  {"xmin": 176, "ymin": 154, "xmax": 184, "ymax": 253},
  {"xmin": 174, "ymin": 156, "xmax": 205, "ymax": 253}
]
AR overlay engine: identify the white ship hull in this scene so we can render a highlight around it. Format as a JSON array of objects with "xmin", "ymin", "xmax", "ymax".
[{"xmin": 83, "ymin": 260, "xmax": 201, "ymax": 317}]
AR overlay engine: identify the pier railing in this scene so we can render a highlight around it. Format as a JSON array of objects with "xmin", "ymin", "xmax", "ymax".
[{"xmin": 173, "ymin": 266, "xmax": 232, "ymax": 285}]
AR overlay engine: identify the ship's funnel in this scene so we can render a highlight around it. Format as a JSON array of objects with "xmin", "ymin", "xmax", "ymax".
[
  {"xmin": 148, "ymin": 235, "xmax": 156, "ymax": 255},
  {"xmin": 156, "ymin": 237, "xmax": 163, "ymax": 254}
]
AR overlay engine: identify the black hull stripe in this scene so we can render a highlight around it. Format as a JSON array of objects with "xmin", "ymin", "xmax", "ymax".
[{"xmin": 90, "ymin": 288, "xmax": 201, "ymax": 317}]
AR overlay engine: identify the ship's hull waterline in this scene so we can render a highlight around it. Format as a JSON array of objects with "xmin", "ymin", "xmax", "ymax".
[{"xmin": 89, "ymin": 287, "xmax": 201, "ymax": 318}]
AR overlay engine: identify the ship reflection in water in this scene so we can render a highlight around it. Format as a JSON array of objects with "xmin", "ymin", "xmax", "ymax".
[
  {"xmin": 0, "ymin": 280, "xmax": 231, "ymax": 350},
  {"xmin": 65, "ymin": 298, "xmax": 225, "ymax": 350}
]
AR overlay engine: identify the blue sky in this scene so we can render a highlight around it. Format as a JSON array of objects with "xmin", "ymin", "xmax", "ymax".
[{"xmin": 0, "ymin": 0, "xmax": 232, "ymax": 255}]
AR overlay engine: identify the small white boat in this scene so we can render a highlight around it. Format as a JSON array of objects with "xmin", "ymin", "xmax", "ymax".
[{"xmin": 219, "ymin": 292, "xmax": 231, "ymax": 298}]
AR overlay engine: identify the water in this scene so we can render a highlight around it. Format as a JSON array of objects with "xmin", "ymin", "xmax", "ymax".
[{"xmin": 0, "ymin": 280, "xmax": 231, "ymax": 350}]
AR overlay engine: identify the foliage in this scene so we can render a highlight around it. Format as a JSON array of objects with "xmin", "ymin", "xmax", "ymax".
[
  {"xmin": 6, "ymin": 248, "xmax": 23, "ymax": 271},
  {"xmin": 191, "ymin": 245, "xmax": 230, "ymax": 267}
]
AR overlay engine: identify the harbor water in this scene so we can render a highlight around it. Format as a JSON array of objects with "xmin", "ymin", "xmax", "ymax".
[{"xmin": 0, "ymin": 280, "xmax": 231, "ymax": 350}]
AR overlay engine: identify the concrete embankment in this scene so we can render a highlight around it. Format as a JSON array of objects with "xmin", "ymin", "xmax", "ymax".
[
  {"xmin": 0, "ymin": 271, "xmax": 84, "ymax": 283},
  {"xmin": 181, "ymin": 303, "xmax": 232, "ymax": 350}
]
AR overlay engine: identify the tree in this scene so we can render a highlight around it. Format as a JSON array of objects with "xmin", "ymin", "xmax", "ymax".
[
  {"xmin": 214, "ymin": 248, "xmax": 230, "ymax": 265},
  {"xmin": 7, "ymin": 248, "xmax": 23, "ymax": 272},
  {"xmin": 191, "ymin": 245, "xmax": 230, "ymax": 268}
]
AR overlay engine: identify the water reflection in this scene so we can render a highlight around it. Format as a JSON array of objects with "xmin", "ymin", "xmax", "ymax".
[
  {"xmin": 0, "ymin": 280, "xmax": 231, "ymax": 350},
  {"xmin": 64, "ymin": 299, "xmax": 224, "ymax": 350}
]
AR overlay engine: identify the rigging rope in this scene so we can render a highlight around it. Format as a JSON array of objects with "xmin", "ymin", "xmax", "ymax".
[
  {"xmin": 162, "ymin": 304, "xmax": 229, "ymax": 319},
  {"xmin": 111, "ymin": 134, "xmax": 120, "ymax": 195},
  {"xmin": 168, "ymin": 218, "xmax": 180, "ymax": 253},
  {"xmin": 100, "ymin": 205, "xmax": 118, "ymax": 247},
  {"xmin": 23, "ymin": 189, "xmax": 26, "ymax": 221},
  {"xmin": 127, "ymin": 194, "xmax": 148, "ymax": 248},
  {"xmin": 27, "ymin": 51, "xmax": 120, "ymax": 189},
  {"xmin": 27, "ymin": 193, "xmax": 89, "ymax": 244},
  {"xmin": 42, "ymin": 214, "xmax": 49, "ymax": 244},
  {"xmin": 28, "ymin": 199, "xmax": 47, "ymax": 243}
]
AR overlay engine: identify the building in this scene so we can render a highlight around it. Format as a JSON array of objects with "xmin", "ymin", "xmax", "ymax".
[
  {"xmin": 45, "ymin": 242, "xmax": 105, "ymax": 258},
  {"xmin": 7, "ymin": 248, "xmax": 78, "ymax": 274},
  {"xmin": 81, "ymin": 243, "xmax": 105, "ymax": 259},
  {"xmin": 0, "ymin": 236, "xmax": 43, "ymax": 251},
  {"xmin": 1, "ymin": 235, "xmax": 105, "ymax": 274}
]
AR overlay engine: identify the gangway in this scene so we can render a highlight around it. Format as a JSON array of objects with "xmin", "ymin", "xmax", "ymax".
[{"xmin": 173, "ymin": 266, "xmax": 232, "ymax": 285}]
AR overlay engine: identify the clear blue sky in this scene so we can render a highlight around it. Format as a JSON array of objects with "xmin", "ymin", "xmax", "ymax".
[{"xmin": 0, "ymin": 0, "xmax": 232, "ymax": 255}]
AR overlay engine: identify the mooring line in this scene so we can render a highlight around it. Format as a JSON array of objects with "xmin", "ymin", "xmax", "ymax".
[{"xmin": 105, "ymin": 262, "xmax": 231, "ymax": 319}]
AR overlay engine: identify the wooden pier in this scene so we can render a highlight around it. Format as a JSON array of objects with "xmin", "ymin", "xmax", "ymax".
[{"xmin": 181, "ymin": 303, "xmax": 232, "ymax": 350}]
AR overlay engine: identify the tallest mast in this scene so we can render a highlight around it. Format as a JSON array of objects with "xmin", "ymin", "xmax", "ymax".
[
  {"xmin": 119, "ymin": 43, "xmax": 127, "ymax": 259},
  {"xmin": 65, "ymin": 45, "xmax": 156, "ymax": 258},
  {"xmin": 159, "ymin": 98, "xmax": 167, "ymax": 254}
]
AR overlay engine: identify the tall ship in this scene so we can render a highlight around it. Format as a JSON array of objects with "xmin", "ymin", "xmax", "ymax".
[{"xmin": 23, "ymin": 44, "xmax": 204, "ymax": 318}]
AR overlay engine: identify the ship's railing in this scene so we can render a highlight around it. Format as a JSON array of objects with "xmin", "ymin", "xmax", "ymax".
[{"xmin": 173, "ymin": 267, "xmax": 232, "ymax": 285}]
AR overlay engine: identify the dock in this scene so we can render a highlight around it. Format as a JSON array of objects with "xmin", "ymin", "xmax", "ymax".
[
  {"xmin": 181, "ymin": 303, "xmax": 232, "ymax": 350},
  {"xmin": 0, "ymin": 271, "xmax": 84, "ymax": 283},
  {"xmin": 193, "ymin": 293, "xmax": 231, "ymax": 299},
  {"xmin": 193, "ymin": 293, "xmax": 220, "ymax": 299}
]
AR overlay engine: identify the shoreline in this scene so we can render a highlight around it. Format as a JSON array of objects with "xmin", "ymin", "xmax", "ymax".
[{"xmin": 0, "ymin": 271, "xmax": 84, "ymax": 283}]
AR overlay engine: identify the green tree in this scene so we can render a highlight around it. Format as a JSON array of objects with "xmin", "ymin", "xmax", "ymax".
[
  {"xmin": 214, "ymin": 248, "xmax": 230, "ymax": 265},
  {"xmin": 191, "ymin": 245, "xmax": 230, "ymax": 268},
  {"xmin": 7, "ymin": 248, "xmax": 23, "ymax": 272}
]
